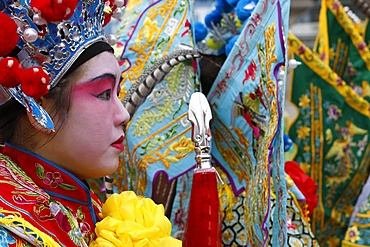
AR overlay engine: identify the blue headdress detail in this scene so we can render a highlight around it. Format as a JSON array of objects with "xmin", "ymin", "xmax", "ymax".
[{"xmin": 0, "ymin": 0, "xmax": 125, "ymax": 130}]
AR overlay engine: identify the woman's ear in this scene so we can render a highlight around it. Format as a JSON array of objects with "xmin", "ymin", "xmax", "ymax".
[
  {"xmin": 26, "ymin": 97, "xmax": 53, "ymax": 135},
  {"xmin": 26, "ymin": 110, "xmax": 53, "ymax": 135}
]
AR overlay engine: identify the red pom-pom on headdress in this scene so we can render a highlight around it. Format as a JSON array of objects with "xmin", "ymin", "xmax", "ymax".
[
  {"xmin": 0, "ymin": 58, "xmax": 22, "ymax": 88},
  {"xmin": 20, "ymin": 67, "xmax": 50, "ymax": 98},
  {"xmin": 0, "ymin": 13, "xmax": 19, "ymax": 57},
  {"xmin": 31, "ymin": 0, "xmax": 79, "ymax": 23}
]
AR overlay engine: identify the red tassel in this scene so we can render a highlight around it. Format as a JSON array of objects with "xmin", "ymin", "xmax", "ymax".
[{"xmin": 183, "ymin": 168, "xmax": 222, "ymax": 247}]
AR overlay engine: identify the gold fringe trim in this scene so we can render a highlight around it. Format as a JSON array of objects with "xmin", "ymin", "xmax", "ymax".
[
  {"xmin": 315, "ymin": 0, "xmax": 370, "ymax": 69},
  {"xmin": 288, "ymin": 32, "xmax": 370, "ymax": 118},
  {"xmin": 0, "ymin": 210, "xmax": 61, "ymax": 247},
  {"xmin": 342, "ymin": 240, "xmax": 370, "ymax": 247}
]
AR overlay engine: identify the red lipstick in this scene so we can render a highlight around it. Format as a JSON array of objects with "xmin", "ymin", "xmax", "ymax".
[{"xmin": 111, "ymin": 135, "xmax": 124, "ymax": 151}]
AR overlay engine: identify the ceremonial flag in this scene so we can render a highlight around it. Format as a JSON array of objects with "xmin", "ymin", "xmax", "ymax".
[
  {"xmin": 342, "ymin": 193, "xmax": 370, "ymax": 246},
  {"xmin": 111, "ymin": 1, "xmax": 200, "ymax": 235},
  {"xmin": 207, "ymin": 1, "xmax": 290, "ymax": 245},
  {"xmin": 365, "ymin": 19, "xmax": 370, "ymax": 47},
  {"xmin": 288, "ymin": 32, "xmax": 370, "ymax": 246},
  {"xmin": 314, "ymin": 0, "xmax": 370, "ymax": 101}
]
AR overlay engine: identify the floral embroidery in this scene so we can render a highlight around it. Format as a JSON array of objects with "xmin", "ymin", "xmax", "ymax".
[
  {"xmin": 141, "ymin": 17, "xmax": 159, "ymax": 44},
  {"xmin": 326, "ymin": 104, "xmax": 342, "ymax": 121},
  {"xmin": 345, "ymin": 226, "xmax": 361, "ymax": 242},
  {"xmin": 331, "ymin": 1, "xmax": 340, "ymax": 10},
  {"xmin": 169, "ymin": 136, "xmax": 194, "ymax": 153},
  {"xmin": 287, "ymin": 217, "xmax": 297, "ymax": 231},
  {"xmin": 298, "ymin": 45, "xmax": 306, "ymax": 55},
  {"xmin": 132, "ymin": 62, "xmax": 195, "ymax": 138},
  {"xmin": 49, "ymin": 201, "xmax": 92, "ymax": 245},
  {"xmin": 297, "ymin": 126, "xmax": 311, "ymax": 139},
  {"xmin": 242, "ymin": 60, "xmax": 257, "ymax": 84},
  {"xmin": 0, "ymin": 148, "xmax": 100, "ymax": 246},
  {"xmin": 35, "ymin": 163, "xmax": 76, "ymax": 190},
  {"xmin": 208, "ymin": 4, "xmax": 287, "ymax": 242},
  {"xmin": 171, "ymin": 174, "xmax": 190, "ymax": 236},
  {"xmin": 44, "ymin": 172, "xmax": 63, "ymax": 189},
  {"xmin": 343, "ymin": 195, "xmax": 370, "ymax": 246},
  {"xmin": 357, "ymin": 135, "xmax": 368, "ymax": 156},
  {"xmin": 299, "ymin": 94, "xmax": 310, "ymax": 108},
  {"xmin": 288, "ymin": 31, "xmax": 370, "ymax": 246},
  {"xmin": 357, "ymin": 41, "xmax": 367, "ymax": 51}
]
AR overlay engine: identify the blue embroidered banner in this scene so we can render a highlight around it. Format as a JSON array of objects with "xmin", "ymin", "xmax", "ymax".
[
  {"xmin": 207, "ymin": 0, "xmax": 290, "ymax": 245},
  {"xmin": 112, "ymin": 0, "xmax": 199, "ymax": 198}
]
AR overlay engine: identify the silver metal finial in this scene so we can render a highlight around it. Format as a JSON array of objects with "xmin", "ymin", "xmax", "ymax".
[{"xmin": 188, "ymin": 92, "xmax": 213, "ymax": 169}]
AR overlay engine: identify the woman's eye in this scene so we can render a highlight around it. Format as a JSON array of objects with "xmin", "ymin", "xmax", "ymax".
[{"xmin": 96, "ymin": 90, "xmax": 111, "ymax": 100}]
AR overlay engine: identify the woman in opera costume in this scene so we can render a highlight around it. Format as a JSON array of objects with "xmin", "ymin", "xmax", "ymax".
[{"xmin": 0, "ymin": 0, "xmax": 181, "ymax": 246}]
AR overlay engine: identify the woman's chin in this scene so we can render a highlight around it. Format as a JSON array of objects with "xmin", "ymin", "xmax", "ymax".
[{"xmin": 79, "ymin": 164, "xmax": 119, "ymax": 180}]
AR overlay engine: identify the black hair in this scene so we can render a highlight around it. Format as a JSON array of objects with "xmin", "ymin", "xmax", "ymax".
[{"xmin": 0, "ymin": 66, "xmax": 82, "ymax": 147}]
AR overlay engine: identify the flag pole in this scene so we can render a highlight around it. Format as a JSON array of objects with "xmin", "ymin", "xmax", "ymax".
[{"xmin": 183, "ymin": 92, "xmax": 223, "ymax": 247}]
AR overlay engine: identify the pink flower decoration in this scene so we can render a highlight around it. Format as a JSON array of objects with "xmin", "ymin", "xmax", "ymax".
[
  {"xmin": 298, "ymin": 46, "xmax": 306, "ymax": 55},
  {"xmin": 336, "ymin": 77, "xmax": 344, "ymax": 86},
  {"xmin": 287, "ymin": 216, "xmax": 297, "ymax": 231},
  {"xmin": 319, "ymin": 52, "xmax": 326, "ymax": 61},
  {"xmin": 44, "ymin": 172, "xmax": 63, "ymax": 189},
  {"xmin": 217, "ymin": 80, "xmax": 228, "ymax": 93},
  {"xmin": 332, "ymin": 1, "xmax": 340, "ymax": 11},
  {"xmin": 357, "ymin": 41, "xmax": 367, "ymax": 51},
  {"xmin": 251, "ymin": 13, "xmax": 262, "ymax": 26}
]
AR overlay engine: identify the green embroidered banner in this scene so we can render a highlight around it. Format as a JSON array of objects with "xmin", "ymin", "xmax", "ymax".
[
  {"xmin": 288, "ymin": 32, "xmax": 370, "ymax": 247},
  {"xmin": 314, "ymin": 0, "xmax": 370, "ymax": 102},
  {"xmin": 365, "ymin": 19, "xmax": 370, "ymax": 48},
  {"xmin": 342, "ymin": 194, "xmax": 370, "ymax": 246}
]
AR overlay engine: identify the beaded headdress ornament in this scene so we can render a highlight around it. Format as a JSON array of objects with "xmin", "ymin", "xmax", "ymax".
[{"xmin": 0, "ymin": 0, "xmax": 125, "ymax": 130}]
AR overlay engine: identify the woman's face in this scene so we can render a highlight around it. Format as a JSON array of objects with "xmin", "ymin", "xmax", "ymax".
[{"xmin": 39, "ymin": 51, "xmax": 130, "ymax": 179}]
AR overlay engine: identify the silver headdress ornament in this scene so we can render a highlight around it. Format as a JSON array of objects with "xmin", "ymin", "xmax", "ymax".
[{"xmin": 0, "ymin": 0, "xmax": 126, "ymax": 131}]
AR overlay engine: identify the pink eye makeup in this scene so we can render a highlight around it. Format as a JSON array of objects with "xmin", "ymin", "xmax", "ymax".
[{"xmin": 72, "ymin": 74, "xmax": 118, "ymax": 100}]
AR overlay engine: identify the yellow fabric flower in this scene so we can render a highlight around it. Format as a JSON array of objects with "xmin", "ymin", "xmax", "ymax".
[
  {"xmin": 89, "ymin": 191, "xmax": 182, "ymax": 247},
  {"xmin": 344, "ymin": 225, "xmax": 360, "ymax": 242},
  {"xmin": 298, "ymin": 94, "xmax": 310, "ymax": 108},
  {"xmin": 297, "ymin": 126, "xmax": 311, "ymax": 139}
]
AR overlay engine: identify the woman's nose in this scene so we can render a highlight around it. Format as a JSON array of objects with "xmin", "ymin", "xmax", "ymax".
[{"xmin": 115, "ymin": 97, "xmax": 130, "ymax": 126}]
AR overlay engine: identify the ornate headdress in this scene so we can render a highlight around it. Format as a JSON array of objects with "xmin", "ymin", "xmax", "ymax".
[{"xmin": 0, "ymin": 0, "xmax": 125, "ymax": 130}]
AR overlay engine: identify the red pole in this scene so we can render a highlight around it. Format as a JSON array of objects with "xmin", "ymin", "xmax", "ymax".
[{"xmin": 183, "ymin": 92, "xmax": 223, "ymax": 247}]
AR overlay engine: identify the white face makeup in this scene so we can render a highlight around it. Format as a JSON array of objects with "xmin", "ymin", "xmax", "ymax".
[{"xmin": 37, "ymin": 51, "xmax": 130, "ymax": 179}]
